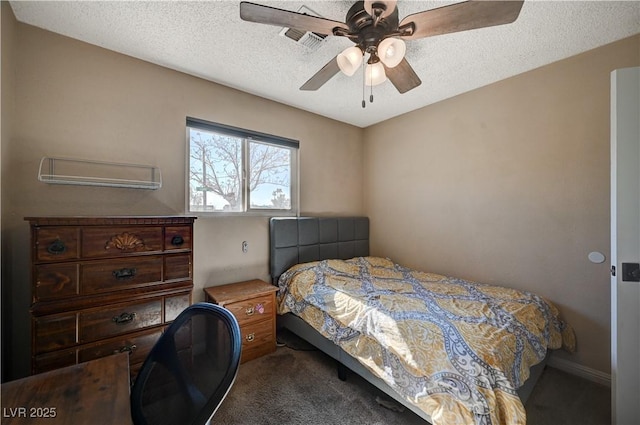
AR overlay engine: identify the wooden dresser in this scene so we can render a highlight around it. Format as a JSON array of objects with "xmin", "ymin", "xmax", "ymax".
[
  {"xmin": 26, "ymin": 216, "xmax": 196, "ymax": 379},
  {"xmin": 203, "ymin": 279, "xmax": 277, "ymax": 363}
]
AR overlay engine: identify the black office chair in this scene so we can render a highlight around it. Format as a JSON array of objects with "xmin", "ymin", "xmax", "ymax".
[{"xmin": 130, "ymin": 302, "xmax": 242, "ymax": 425}]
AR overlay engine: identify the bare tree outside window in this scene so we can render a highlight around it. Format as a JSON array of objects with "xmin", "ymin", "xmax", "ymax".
[
  {"xmin": 187, "ymin": 123, "xmax": 297, "ymax": 214},
  {"xmin": 189, "ymin": 131, "xmax": 242, "ymax": 211}
]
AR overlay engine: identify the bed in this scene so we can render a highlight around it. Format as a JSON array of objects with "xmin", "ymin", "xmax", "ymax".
[{"xmin": 269, "ymin": 216, "xmax": 575, "ymax": 425}]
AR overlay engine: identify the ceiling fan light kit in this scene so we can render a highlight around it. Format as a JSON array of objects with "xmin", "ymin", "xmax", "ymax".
[
  {"xmin": 378, "ymin": 37, "xmax": 406, "ymax": 68},
  {"xmin": 365, "ymin": 61, "xmax": 387, "ymax": 86},
  {"xmin": 240, "ymin": 0, "xmax": 524, "ymax": 105},
  {"xmin": 364, "ymin": 0, "xmax": 398, "ymax": 20},
  {"xmin": 337, "ymin": 45, "xmax": 364, "ymax": 76}
]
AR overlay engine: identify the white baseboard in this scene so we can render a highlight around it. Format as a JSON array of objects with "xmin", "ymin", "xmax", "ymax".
[{"xmin": 547, "ymin": 356, "xmax": 611, "ymax": 387}]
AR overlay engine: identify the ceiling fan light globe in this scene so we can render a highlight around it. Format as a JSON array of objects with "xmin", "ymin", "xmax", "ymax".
[
  {"xmin": 364, "ymin": 0, "xmax": 398, "ymax": 19},
  {"xmin": 365, "ymin": 62, "xmax": 387, "ymax": 86},
  {"xmin": 378, "ymin": 37, "xmax": 405, "ymax": 68},
  {"xmin": 337, "ymin": 46, "xmax": 363, "ymax": 77}
]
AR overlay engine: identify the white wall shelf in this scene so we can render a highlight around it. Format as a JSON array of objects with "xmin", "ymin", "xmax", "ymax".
[{"xmin": 38, "ymin": 157, "xmax": 162, "ymax": 190}]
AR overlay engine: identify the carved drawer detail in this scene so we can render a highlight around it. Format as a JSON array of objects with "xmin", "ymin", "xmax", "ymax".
[
  {"xmin": 105, "ymin": 232, "xmax": 147, "ymax": 252},
  {"xmin": 81, "ymin": 226, "xmax": 163, "ymax": 258}
]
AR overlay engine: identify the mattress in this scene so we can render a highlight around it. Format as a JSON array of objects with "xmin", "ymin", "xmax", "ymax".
[{"xmin": 277, "ymin": 256, "xmax": 576, "ymax": 425}]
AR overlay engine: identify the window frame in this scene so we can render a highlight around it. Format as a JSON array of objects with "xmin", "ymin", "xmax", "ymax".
[{"xmin": 186, "ymin": 117, "xmax": 299, "ymax": 217}]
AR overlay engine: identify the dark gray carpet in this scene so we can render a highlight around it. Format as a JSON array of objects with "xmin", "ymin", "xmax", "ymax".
[
  {"xmin": 526, "ymin": 366, "xmax": 610, "ymax": 425},
  {"xmin": 214, "ymin": 331, "xmax": 610, "ymax": 424}
]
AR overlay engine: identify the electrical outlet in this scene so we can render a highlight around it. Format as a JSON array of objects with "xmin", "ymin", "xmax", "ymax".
[{"xmin": 242, "ymin": 241, "xmax": 248, "ymax": 253}]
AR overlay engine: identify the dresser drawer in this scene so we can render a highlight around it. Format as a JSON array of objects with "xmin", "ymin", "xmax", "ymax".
[
  {"xmin": 165, "ymin": 293, "xmax": 191, "ymax": 322},
  {"xmin": 35, "ymin": 263, "xmax": 79, "ymax": 301},
  {"xmin": 82, "ymin": 226, "xmax": 163, "ymax": 258},
  {"xmin": 35, "ymin": 227, "xmax": 79, "ymax": 262},
  {"xmin": 79, "ymin": 299, "xmax": 162, "ymax": 343},
  {"xmin": 33, "ymin": 313, "xmax": 77, "ymax": 353},
  {"xmin": 164, "ymin": 226, "xmax": 192, "ymax": 251},
  {"xmin": 80, "ymin": 256, "xmax": 163, "ymax": 294},
  {"xmin": 33, "ymin": 328, "xmax": 163, "ymax": 375},
  {"xmin": 240, "ymin": 318, "xmax": 275, "ymax": 363},
  {"xmin": 225, "ymin": 294, "xmax": 275, "ymax": 327},
  {"xmin": 33, "ymin": 348, "xmax": 77, "ymax": 374},
  {"xmin": 78, "ymin": 328, "xmax": 163, "ymax": 365},
  {"xmin": 164, "ymin": 254, "xmax": 191, "ymax": 282}
]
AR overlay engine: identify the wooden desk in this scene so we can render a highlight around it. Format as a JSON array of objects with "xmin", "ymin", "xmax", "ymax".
[{"xmin": 1, "ymin": 353, "xmax": 133, "ymax": 425}]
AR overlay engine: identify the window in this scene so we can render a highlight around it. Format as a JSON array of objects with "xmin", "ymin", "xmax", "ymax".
[{"xmin": 187, "ymin": 117, "xmax": 299, "ymax": 215}]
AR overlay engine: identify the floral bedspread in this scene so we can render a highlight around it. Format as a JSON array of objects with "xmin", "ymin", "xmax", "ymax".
[{"xmin": 277, "ymin": 257, "xmax": 575, "ymax": 425}]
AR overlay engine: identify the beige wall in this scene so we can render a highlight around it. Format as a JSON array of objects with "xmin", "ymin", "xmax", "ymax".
[
  {"xmin": 3, "ymin": 1, "xmax": 638, "ymax": 381},
  {"xmin": 0, "ymin": 16, "xmax": 363, "ymax": 379},
  {"xmin": 1, "ymin": 0, "xmax": 18, "ymax": 380},
  {"xmin": 364, "ymin": 35, "xmax": 640, "ymax": 374}
]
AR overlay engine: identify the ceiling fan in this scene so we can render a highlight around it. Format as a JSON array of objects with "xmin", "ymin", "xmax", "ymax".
[{"xmin": 240, "ymin": 0, "xmax": 524, "ymax": 103}]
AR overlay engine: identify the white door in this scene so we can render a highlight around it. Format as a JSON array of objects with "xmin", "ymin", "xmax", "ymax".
[{"xmin": 611, "ymin": 66, "xmax": 640, "ymax": 425}]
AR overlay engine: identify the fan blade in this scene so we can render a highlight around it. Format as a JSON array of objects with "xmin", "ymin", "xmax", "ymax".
[
  {"xmin": 384, "ymin": 59, "xmax": 422, "ymax": 94},
  {"xmin": 399, "ymin": 0, "xmax": 524, "ymax": 40},
  {"xmin": 300, "ymin": 56, "xmax": 341, "ymax": 91},
  {"xmin": 240, "ymin": 2, "xmax": 349, "ymax": 36}
]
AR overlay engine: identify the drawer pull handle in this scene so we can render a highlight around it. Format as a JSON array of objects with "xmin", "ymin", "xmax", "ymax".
[
  {"xmin": 171, "ymin": 235, "xmax": 184, "ymax": 246},
  {"xmin": 246, "ymin": 333, "xmax": 255, "ymax": 342},
  {"xmin": 46, "ymin": 239, "xmax": 66, "ymax": 255},
  {"xmin": 245, "ymin": 306, "xmax": 254, "ymax": 316},
  {"xmin": 112, "ymin": 268, "xmax": 137, "ymax": 280},
  {"xmin": 112, "ymin": 312, "xmax": 137, "ymax": 325},
  {"xmin": 114, "ymin": 344, "xmax": 137, "ymax": 354}
]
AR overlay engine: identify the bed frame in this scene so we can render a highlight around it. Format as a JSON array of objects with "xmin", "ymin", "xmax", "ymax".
[{"xmin": 269, "ymin": 216, "xmax": 546, "ymax": 423}]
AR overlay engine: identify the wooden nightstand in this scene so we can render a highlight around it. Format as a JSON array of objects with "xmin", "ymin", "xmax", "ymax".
[{"xmin": 203, "ymin": 279, "xmax": 278, "ymax": 363}]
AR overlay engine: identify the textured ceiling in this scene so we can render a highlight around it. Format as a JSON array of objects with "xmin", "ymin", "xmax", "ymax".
[{"xmin": 9, "ymin": 0, "xmax": 640, "ymax": 128}]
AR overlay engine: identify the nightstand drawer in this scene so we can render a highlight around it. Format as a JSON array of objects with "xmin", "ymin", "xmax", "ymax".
[
  {"xmin": 240, "ymin": 318, "xmax": 275, "ymax": 363},
  {"xmin": 203, "ymin": 279, "xmax": 277, "ymax": 363},
  {"xmin": 225, "ymin": 295, "xmax": 275, "ymax": 327}
]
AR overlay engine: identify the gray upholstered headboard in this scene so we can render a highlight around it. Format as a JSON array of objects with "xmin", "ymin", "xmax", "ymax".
[{"xmin": 269, "ymin": 216, "xmax": 369, "ymax": 284}]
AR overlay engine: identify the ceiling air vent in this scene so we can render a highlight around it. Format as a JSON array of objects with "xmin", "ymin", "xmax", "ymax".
[{"xmin": 279, "ymin": 5, "xmax": 327, "ymax": 51}]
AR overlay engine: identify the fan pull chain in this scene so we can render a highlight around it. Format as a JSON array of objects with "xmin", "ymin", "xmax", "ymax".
[
  {"xmin": 370, "ymin": 78, "xmax": 374, "ymax": 104},
  {"xmin": 362, "ymin": 59, "xmax": 366, "ymax": 108}
]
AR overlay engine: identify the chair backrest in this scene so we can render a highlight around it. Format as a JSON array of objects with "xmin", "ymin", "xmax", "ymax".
[{"xmin": 130, "ymin": 302, "xmax": 241, "ymax": 425}]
